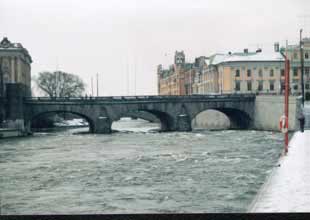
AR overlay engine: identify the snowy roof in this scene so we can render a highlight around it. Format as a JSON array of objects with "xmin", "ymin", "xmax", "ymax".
[{"xmin": 209, "ymin": 51, "xmax": 284, "ymax": 66}]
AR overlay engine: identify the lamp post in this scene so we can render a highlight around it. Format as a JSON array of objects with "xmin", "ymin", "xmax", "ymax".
[
  {"xmin": 300, "ymin": 29, "xmax": 305, "ymax": 106},
  {"xmin": 0, "ymin": 62, "xmax": 3, "ymax": 98},
  {"xmin": 0, "ymin": 62, "xmax": 3, "ymax": 125}
]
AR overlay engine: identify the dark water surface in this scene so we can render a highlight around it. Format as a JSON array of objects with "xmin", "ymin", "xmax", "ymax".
[{"xmin": 0, "ymin": 119, "xmax": 283, "ymax": 214}]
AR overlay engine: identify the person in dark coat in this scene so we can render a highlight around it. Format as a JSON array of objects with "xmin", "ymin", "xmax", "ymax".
[{"xmin": 298, "ymin": 110, "xmax": 305, "ymax": 133}]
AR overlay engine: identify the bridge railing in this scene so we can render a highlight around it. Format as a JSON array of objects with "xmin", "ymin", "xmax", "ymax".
[{"xmin": 24, "ymin": 94, "xmax": 256, "ymax": 102}]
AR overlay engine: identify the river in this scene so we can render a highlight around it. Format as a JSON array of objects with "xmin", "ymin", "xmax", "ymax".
[{"xmin": 0, "ymin": 119, "xmax": 283, "ymax": 214}]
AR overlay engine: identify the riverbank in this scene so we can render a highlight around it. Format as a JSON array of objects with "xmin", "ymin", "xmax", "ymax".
[{"xmin": 249, "ymin": 130, "xmax": 310, "ymax": 212}]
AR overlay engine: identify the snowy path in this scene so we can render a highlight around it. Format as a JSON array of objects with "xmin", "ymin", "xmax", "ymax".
[{"xmin": 249, "ymin": 130, "xmax": 310, "ymax": 212}]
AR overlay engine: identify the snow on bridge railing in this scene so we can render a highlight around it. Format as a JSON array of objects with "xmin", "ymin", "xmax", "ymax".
[{"xmin": 24, "ymin": 94, "xmax": 256, "ymax": 102}]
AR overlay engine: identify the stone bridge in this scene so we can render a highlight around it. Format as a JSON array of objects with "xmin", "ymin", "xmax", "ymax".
[{"xmin": 21, "ymin": 94, "xmax": 256, "ymax": 133}]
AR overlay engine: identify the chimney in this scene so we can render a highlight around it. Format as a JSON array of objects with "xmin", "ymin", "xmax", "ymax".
[
  {"xmin": 274, "ymin": 42, "xmax": 280, "ymax": 52},
  {"xmin": 228, "ymin": 51, "xmax": 232, "ymax": 55},
  {"xmin": 244, "ymin": 48, "xmax": 248, "ymax": 54},
  {"xmin": 256, "ymin": 48, "xmax": 262, "ymax": 53}
]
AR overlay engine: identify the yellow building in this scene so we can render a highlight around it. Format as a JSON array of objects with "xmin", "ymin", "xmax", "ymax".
[
  {"xmin": 193, "ymin": 46, "xmax": 285, "ymax": 95},
  {"xmin": 158, "ymin": 42, "xmax": 310, "ymax": 97},
  {"xmin": 285, "ymin": 38, "xmax": 310, "ymax": 97}
]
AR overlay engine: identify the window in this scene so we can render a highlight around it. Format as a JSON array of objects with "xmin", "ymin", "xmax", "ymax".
[
  {"xmin": 293, "ymin": 84, "xmax": 298, "ymax": 90},
  {"xmin": 306, "ymin": 84, "xmax": 310, "ymax": 90},
  {"xmin": 235, "ymin": 69, "xmax": 240, "ymax": 77},
  {"xmin": 235, "ymin": 81, "xmax": 240, "ymax": 91},
  {"xmin": 258, "ymin": 69, "xmax": 263, "ymax": 77},
  {"xmin": 281, "ymin": 82, "xmax": 285, "ymax": 91},
  {"xmin": 247, "ymin": 81, "xmax": 252, "ymax": 91},
  {"xmin": 294, "ymin": 53, "xmax": 298, "ymax": 59},
  {"xmin": 293, "ymin": 68, "xmax": 298, "ymax": 77},
  {"xmin": 281, "ymin": 69, "xmax": 285, "ymax": 77},
  {"xmin": 305, "ymin": 52, "xmax": 309, "ymax": 59},
  {"xmin": 305, "ymin": 67, "xmax": 309, "ymax": 77},
  {"xmin": 247, "ymin": 69, "xmax": 251, "ymax": 77},
  {"xmin": 258, "ymin": 81, "xmax": 263, "ymax": 91},
  {"xmin": 270, "ymin": 69, "xmax": 274, "ymax": 77},
  {"xmin": 270, "ymin": 81, "xmax": 275, "ymax": 91}
]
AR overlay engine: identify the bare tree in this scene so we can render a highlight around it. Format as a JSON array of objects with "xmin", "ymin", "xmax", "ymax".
[{"xmin": 35, "ymin": 71, "xmax": 85, "ymax": 98}]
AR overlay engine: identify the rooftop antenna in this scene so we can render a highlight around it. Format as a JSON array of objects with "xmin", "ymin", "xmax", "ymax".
[
  {"xmin": 102, "ymin": 73, "xmax": 104, "ymax": 96},
  {"xmin": 91, "ymin": 76, "xmax": 93, "ymax": 97},
  {"xmin": 126, "ymin": 58, "xmax": 129, "ymax": 96},
  {"xmin": 96, "ymin": 73, "xmax": 99, "ymax": 97},
  {"xmin": 134, "ymin": 56, "xmax": 137, "ymax": 96}
]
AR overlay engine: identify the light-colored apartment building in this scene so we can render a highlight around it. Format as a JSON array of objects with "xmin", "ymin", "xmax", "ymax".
[
  {"xmin": 193, "ymin": 45, "xmax": 286, "ymax": 95},
  {"xmin": 158, "ymin": 40, "xmax": 310, "ymax": 97},
  {"xmin": 285, "ymin": 38, "xmax": 310, "ymax": 97}
]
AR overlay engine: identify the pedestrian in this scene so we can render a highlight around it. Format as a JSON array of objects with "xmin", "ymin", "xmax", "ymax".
[{"xmin": 298, "ymin": 110, "xmax": 305, "ymax": 133}]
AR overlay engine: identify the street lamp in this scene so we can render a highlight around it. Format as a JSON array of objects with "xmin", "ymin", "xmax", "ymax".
[{"xmin": 300, "ymin": 29, "xmax": 305, "ymax": 106}]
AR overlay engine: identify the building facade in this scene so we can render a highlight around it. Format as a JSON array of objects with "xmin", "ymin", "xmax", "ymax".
[
  {"xmin": 0, "ymin": 37, "xmax": 32, "ymax": 97},
  {"xmin": 208, "ymin": 47, "xmax": 286, "ymax": 95},
  {"xmin": 157, "ymin": 51, "xmax": 206, "ymax": 95},
  {"xmin": 285, "ymin": 38, "xmax": 310, "ymax": 97},
  {"xmin": 0, "ymin": 37, "xmax": 32, "ymax": 125},
  {"xmin": 159, "ymin": 39, "xmax": 310, "ymax": 98}
]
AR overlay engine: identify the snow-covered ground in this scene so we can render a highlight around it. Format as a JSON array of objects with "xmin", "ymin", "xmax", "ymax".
[{"xmin": 249, "ymin": 130, "xmax": 310, "ymax": 212}]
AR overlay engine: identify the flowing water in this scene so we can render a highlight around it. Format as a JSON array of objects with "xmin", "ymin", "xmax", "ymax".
[{"xmin": 0, "ymin": 119, "xmax": 283, "ymax": 214}]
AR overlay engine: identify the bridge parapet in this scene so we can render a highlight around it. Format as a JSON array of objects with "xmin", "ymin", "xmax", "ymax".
[{"xmin": 24, "ymin": 94, "xmax": 256, "ymax": 104}]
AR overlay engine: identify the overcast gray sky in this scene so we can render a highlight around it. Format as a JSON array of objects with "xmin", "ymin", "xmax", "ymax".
[{"xmin": 1, "ymin": 0, "xmax": 310, "ymax": 96}]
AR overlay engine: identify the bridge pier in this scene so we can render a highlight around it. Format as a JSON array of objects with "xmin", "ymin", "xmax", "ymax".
[
  {"xmin": 94, "ymin": 116, "xmax": 112, "ymax": 134},
  {"xmin": 176, "ymin": 114, "xmax": 192, "ymax": 132}
]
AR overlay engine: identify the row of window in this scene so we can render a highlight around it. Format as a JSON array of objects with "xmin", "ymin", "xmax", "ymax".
[
  {"xmin": 235, "ymin": 81, "xmax": 310, "ymax": 91},
  {"xmin": 293, "ymin": 67, "xmax": 310, "ymax": 76},
  {"xmin": 293, "ymin": 52, "xmax": 309, "ymax": 59},
  {"xmin": 235, "ymin": 69, "xmax": 284, "ymax": 77},
  {"xmin": 235, "ymin": 81, "xmax": 274, "ymax": 91},
  {"xmin": 235, "ymin": 67, "xmax": 310, "ymax": 78}
]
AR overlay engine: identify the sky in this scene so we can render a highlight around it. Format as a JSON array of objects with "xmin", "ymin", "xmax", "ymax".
[{"xmin": 1, "ymin": 0, "xmax": 310, "ymax": 96}]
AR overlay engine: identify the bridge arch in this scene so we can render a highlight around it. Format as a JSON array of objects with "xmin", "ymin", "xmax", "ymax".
[
  {"xmin": 28, "ymin": 110, "xmax": 96, "ymax": 133},
  {"xmin": 191, "ymin": 107, "xmax": 252, "ymax": 130},
  {"xmin": 111, "ymin": 109, "xmax": 175, "ymax": 132}
]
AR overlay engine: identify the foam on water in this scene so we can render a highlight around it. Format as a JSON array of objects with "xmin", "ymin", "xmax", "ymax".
[{"xmin": 0, "ymin": 120, "xmax": 283, "ymax": 214}]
